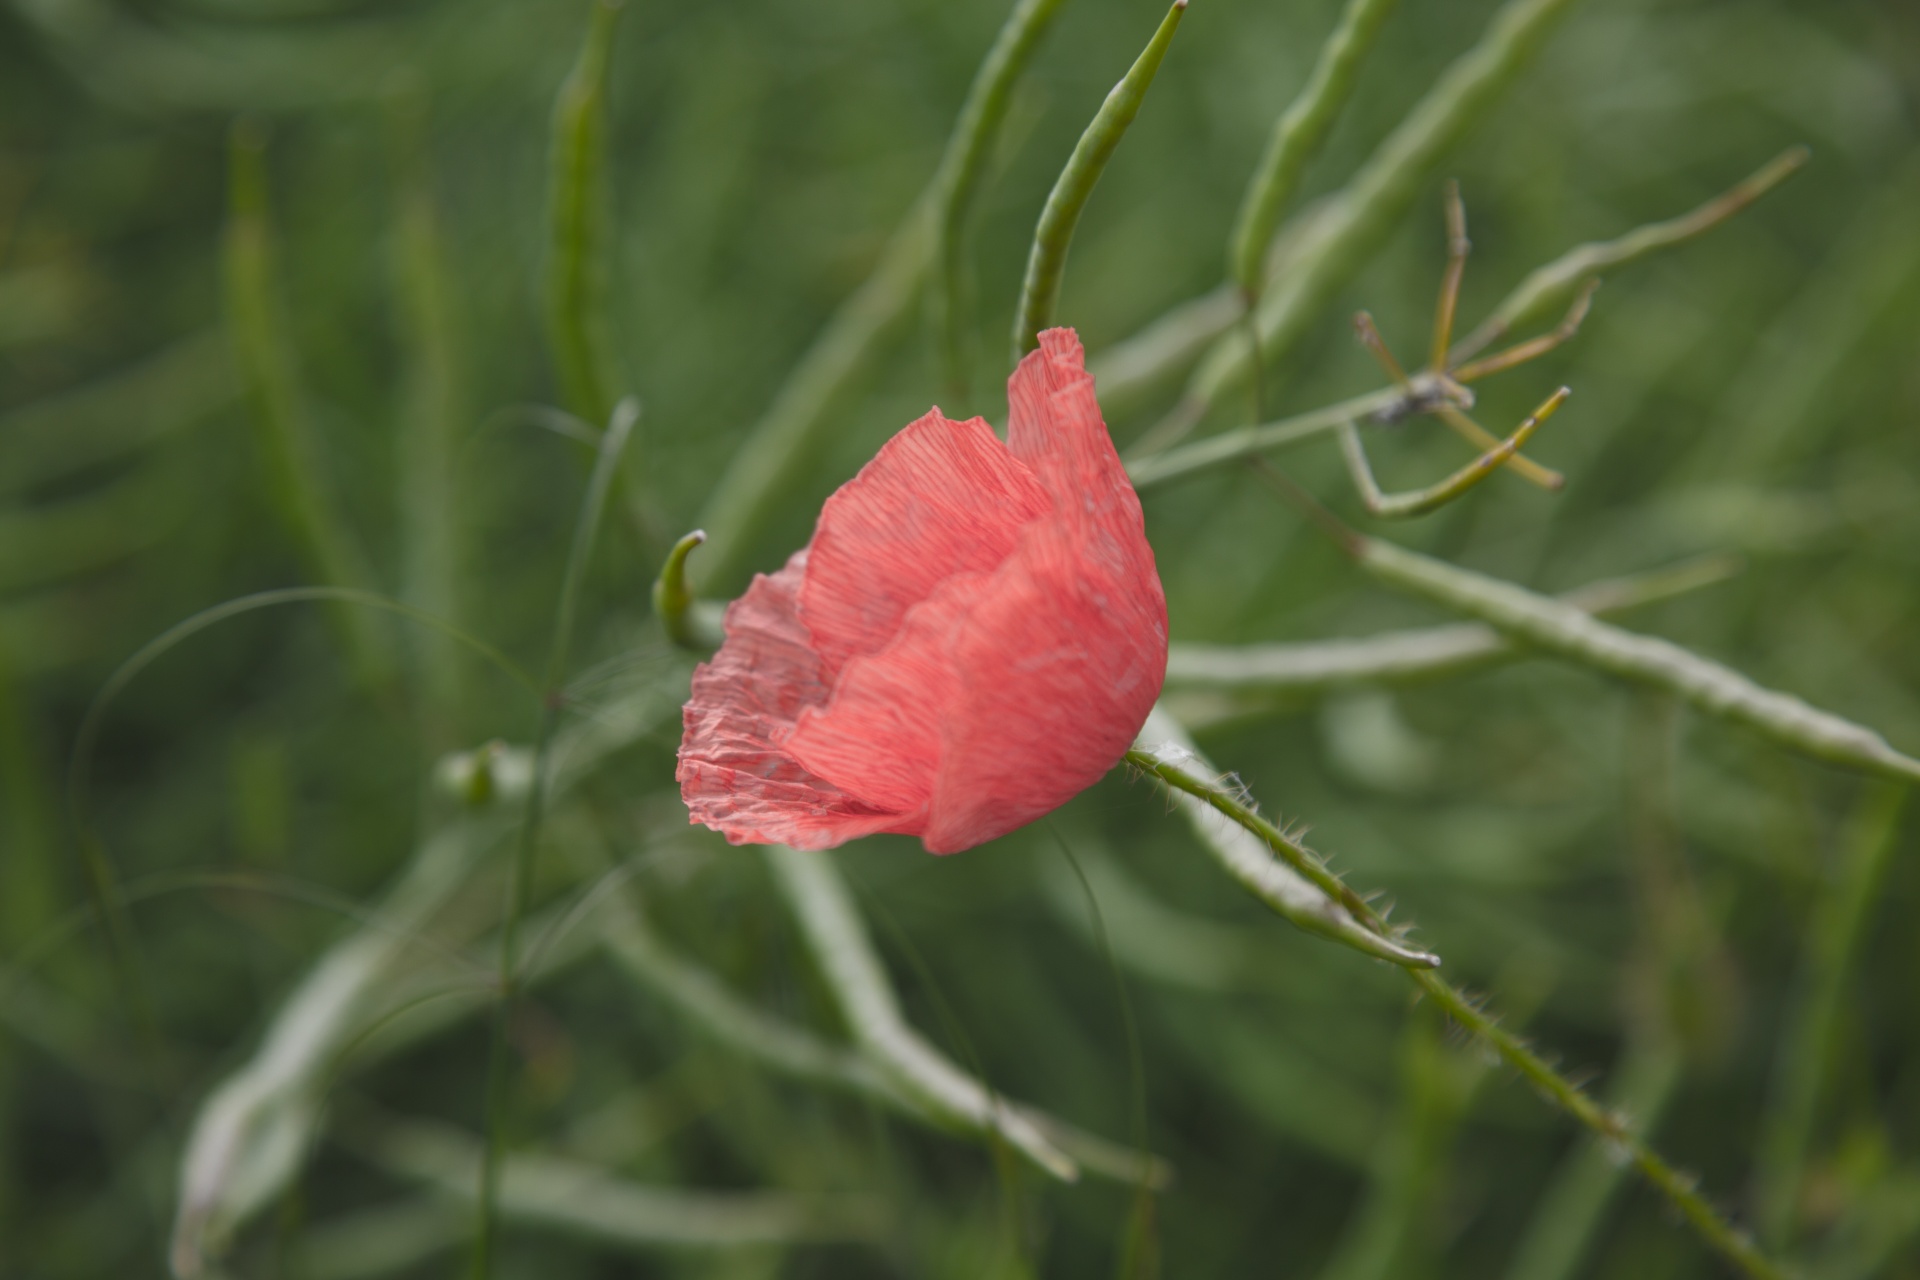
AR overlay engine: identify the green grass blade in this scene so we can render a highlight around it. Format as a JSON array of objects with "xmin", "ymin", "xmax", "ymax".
[
  {"xmin": 1227, "ymin": 0, "xmax": 1399, "ymax": 296},
  {"xmin": 1011, "ymin": 0, "xmax": 1189, "ymax": 363}
]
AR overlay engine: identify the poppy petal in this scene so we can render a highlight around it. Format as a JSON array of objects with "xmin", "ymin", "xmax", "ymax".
[
  {"xmin": 800, "ymin": 408, "xmax": 1048, "ymax": 682},
  {"xmin": 676, "ymin": 553, "xmax": 905, "ymax": 849}
]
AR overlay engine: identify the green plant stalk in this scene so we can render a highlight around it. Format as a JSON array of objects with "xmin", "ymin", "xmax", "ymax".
[
  {"xmin": 388, "ymin": 93, "xmax": 465, "ymax": 727},
  {"xmin": 1756, "ymin": 782, "xmax": 1909, "ymax": 1251},
  {"xmin": 1408, "ymin": 968, "xmax": 1782, "ymax": 1280},
  {"xmin": 930, "ymin": 0, "xmax": 1073, "ymax": 397},
  {"xmin": 1164, "ymin": 553, "xmax": 1739, "ymax": 693},
  {"xmin": 597, "ymin": 889, "xmax": 1165, "ymax": 1186},
  {"xmin": 224, "ymin": 121, "xmax": 393, "ymax": 689},
  {"xmin": 1227, "ymin": 0, "xmax": 1399, "ymax": 296},
  {"xmin": 545, "ymin": 0, "xmax": 627, "ymax": 430},
  {"xmin": 1355, "ymin": 536, "xmax": 1920, "ymax": 785},
  {"xmin": 1336, "ymin": 387, "xmax": 1564, "ymax": 518},
  {"xmin": 1129, "ymin": 706, "xmax": 1439, "ymax": 968},
  {"xmin": 1186, "ymin": 0, "xmax": 1581, "ymax": 416},
  {"xmin": 1137, "ymin": 703, "xmax": 1786, "ymax": 1280},
  {"xmin": 763, "ymin": 844, "xmax": 1080, "ymax": 1180},
  {"xmin": 471, "ymin": 401, "xmax": 634, "ymax": 1280},
  {"xmin": 1452, "ymin": 145, "xmax": 1810, "ymax": 361},
  {"xmin": 1502, "ymin": 1038, "xmax": 1685, "ymax": 1280},
  {"xmin": 1011, "ymin": 0, "xmax": 1188, "ymax": 363}
]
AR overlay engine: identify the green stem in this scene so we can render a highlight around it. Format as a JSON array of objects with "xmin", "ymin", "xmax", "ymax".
[
  {"xmin": 1227, "ymin": 0, "xmax": 1399, "ymax": 295},
  {"xmin": 1139, "ymin": 703, "xmax": 1791, "ymax": 1280},
  {"xmin": 1010, "ymin": 0, "xmax": 1189, "ymax": 362},
  {"xmin": 1163, "ymin": 553, "xmax": 1739, "ymax": 694},
  {"xmin": 470, "ymin": 402, "xmax": 635, "ymax": 1280},
  {"xmin": 1187, "ymin": 0, "xmax": 1582, "ymax": 415},
  {"xmin": 1355, "ymin": 535, "xmax": 1920, "ymax": 785}
]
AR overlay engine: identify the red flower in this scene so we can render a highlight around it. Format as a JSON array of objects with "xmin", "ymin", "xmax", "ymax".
[{"xmin": 677, "ymin": 328, "xmax": 1168, "ymax": 854}]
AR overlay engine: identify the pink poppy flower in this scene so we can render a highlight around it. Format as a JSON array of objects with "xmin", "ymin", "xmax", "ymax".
[{"xmin": 677, "ymin": 327, "xmax": 1168, "ymax": 855}]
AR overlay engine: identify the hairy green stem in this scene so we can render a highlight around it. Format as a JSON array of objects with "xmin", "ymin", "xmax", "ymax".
[
  {"xmin": 1355, "ymin": 536, "xmax": 1920, "ymax": 785},
  {"xmin": 1129, "ymin": 706, "xmax": 1439, "ymax": 968},
  {"xmin": 1010, "ymin": 0, "xmax": 1189, "ymax": 362},
  {"xmin": 930, "ymin": 0, "xmax": 1073, "ymax": 398},
  {"xmin": 1138, "ymin": 703, "xmax": 1789, "ymax": 1280},
  {"xmin": 472, "ymin": 401, "xmax": 635, "ymax": 1280},
  {"xmin": 1227, "ymin": 0, "xmax": 1399, "ymax": 296},
  {"xmin": 1502, "ymin": 1039, "xmax": 1685, "ymax": 1280}
]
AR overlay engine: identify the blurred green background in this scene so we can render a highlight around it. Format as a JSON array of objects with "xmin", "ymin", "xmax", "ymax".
[{"xmin": 3, "ymin": 0, "xmax": 1919, "ymax": 1276}]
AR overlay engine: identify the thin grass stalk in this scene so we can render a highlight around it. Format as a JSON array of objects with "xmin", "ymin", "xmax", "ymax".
[
  {"xmin": 930, "ymin": 0, "xmax": 1073, "ymax": 399},
  {"xmin": 545, "ymin": 0, "xmax": 627, "ymax": 429},
  {"xmin": 387, "ymin": 90, "xmax": 465, "ymax": 729},
  {"xmin": 1010, "ymin": 0, "xmax": 1188, "ymax": 363},
  {"xmin": 1502, "ymin": 1039, "xmax": 1685, "ymax": 1280},
  {"xmin": 1756, "ymin": 782, "xmax": 1909, "ymax": 1251},
  {"xmin": 1227, "ymin": 0, "xmax": 1399, "ymax": 297},
  {"xmin": 763, "ymin": 845, "xmax": 1081, "ymax": 1180},
  {"xmin": 1133, "ymin": 704, "xmax": 1787, "ymax": 1280},
  {"xmin": 1354, "ymin": 536, "xmax": 1920, "ymax": 785},
  {"xmin": 1164, "ymin": 553, "xmax": 1738, "ymax": 694},
  {"xmin": 471, "ymin": 401, "xmax": 635, "ymax": 1280},
  {"xmin": 1451, "ymin": 145, "xmax": 1810, "ymax": 361},
  {"xmin": 1126, "ymin": 384, "xmax": 1401, "ymax": 487},
  {"xmin": 1184, "ymin": 0, "xmax": 1582, "ymax": 419},
  {"xmin": 223, "ymin": 120, "xmax": 393, "ymax": 689}
]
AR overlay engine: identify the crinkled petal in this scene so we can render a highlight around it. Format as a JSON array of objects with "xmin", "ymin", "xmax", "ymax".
[
  {"xmin": 676, "ymin": 552, "xmax": 907, "ymax": 849},
  {"xmin": 801, "ymin": 408, "xmax": 1048, "ymax": 682},
  {"xmin": 923, "ymin": 517, "xmax": 1167, "ymax": 854}
]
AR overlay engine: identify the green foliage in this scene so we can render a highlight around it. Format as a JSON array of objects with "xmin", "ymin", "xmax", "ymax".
[{"xmin": 3, "ymin": 0, "xmax": 1919, "ymax": 1277}]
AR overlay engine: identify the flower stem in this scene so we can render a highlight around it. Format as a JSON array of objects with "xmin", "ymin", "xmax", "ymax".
[{"xmin": 1010, "ymin": 0, "xmax": 1190, "ymax": 363}]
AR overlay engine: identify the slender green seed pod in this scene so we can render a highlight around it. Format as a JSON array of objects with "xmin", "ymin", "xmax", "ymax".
[
  {"xmin": 545, "ymin": 0, "xmax": 628, "ymax": 430},
  {"xmin": 1188, "ymin": 0, "xmax": 1581, "ymax": 414},
  {"xmin": 1011, "ymin": 0, "xmax": 1190, "ymax": 363},
  {"xmin": 1356, "ymin": 536, "xmax": 1920, "ymax": 785},
  {"xmin": 1227, "ymin": 0, "xmax": 1400, "ymax": 297}
]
